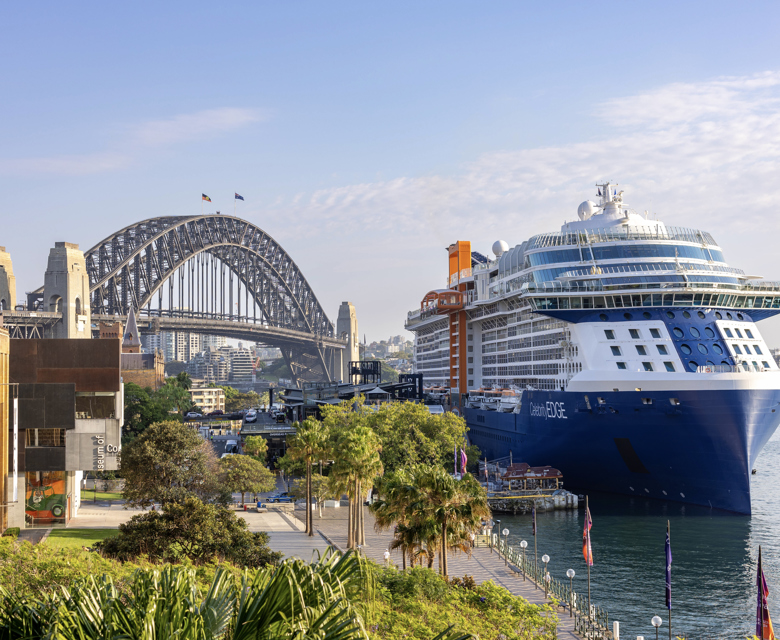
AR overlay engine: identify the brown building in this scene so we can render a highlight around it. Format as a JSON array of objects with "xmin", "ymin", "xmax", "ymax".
[
  {"xmin": 8, "ymin": 338, "xmax": 123, "ymax": 529},
  {"xmin": 102, "ymin": 309, "xmax": 165, "ymax": 390}
]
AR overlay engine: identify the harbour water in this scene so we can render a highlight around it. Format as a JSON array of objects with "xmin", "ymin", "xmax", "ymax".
[{"xmin": 497, "ymin": 431, "xmax": 780, "ymax": 639}]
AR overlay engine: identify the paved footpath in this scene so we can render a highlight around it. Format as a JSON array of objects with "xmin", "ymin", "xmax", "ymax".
[{"xmin": 300, "ymin": 506, "xmax": 580, "ymax": 640}]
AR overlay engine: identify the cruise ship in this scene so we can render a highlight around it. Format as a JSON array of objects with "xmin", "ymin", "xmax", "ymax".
[{"xmin": 404, "ymin": 183, "xmax": 780, "ymax": 514}]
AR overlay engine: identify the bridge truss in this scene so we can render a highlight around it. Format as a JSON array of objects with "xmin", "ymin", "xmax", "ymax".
[{"xmin": 79, "ymin": 215, "xmax": 345, "ymax": 384}]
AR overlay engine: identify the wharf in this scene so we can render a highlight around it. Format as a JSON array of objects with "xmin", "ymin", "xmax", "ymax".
[{"xmin": 488, "ymin": 490, "xmax": 579, "ymax": 513}]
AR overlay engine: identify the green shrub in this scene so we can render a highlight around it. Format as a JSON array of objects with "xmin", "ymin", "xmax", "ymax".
[{"xmin": 1, "ymin": 528, "xmax": 19, "ymax": 539}]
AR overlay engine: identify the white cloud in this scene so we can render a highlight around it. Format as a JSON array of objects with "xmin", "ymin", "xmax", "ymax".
[
  {"xmin": 265, "ymin": 71, "xmax": 780, "ymax": 340},
  {"xmin": 0, "ymin": 107, "xmax": 264, "ymax": 176}
]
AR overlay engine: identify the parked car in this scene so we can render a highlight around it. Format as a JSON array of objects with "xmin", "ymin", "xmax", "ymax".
[
  {"xmin": 207, "ymin": 410, "xmax": 224, "ymax": 416},
  {"xmin": 185, "ymin": 412, "xmax": 202, "ymax": 419},
  {"xmin": 265, "ymin": 492, "xmax": 294, "ymax": 503}
]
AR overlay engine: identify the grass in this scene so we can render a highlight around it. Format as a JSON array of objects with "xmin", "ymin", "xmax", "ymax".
[
  {"xmin": 80, "ymin": 490, "xmax": 123, "ymax": 502},
  {"xmin": 45, "ymin": 529, "xmax": 119, "ymax": 550}
]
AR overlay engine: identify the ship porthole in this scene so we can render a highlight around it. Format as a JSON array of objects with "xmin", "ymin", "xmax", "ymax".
[
  {"xmin": 599, "ymin": 313, "xmax": 608, "ymax": 321},
  {"xmin": 698, "ymin": 311, "xmax": 706, "ymax": 319},
  {"xmin": 624, "ymin": 312, "xmax": 633, "ymax": 320},
  {"xmin": 716, "ymin": 311, "xmax": 723, "ymax": 319},
  {"xmin": 643, "ymin": 311, "xmax": 651, "ymax": 319},
  {"xmin": 629, "ymin": 486, "xmax": 634, "ymax": 491},
  {"xmin": 680, "ymin": 492, "xmax": 685, "ymax": 498},
  {"xmin": 644, "ymin": 488, "xmax": 649, "ymax": 493},
  {"xmin": 666, "ymin": 311, "xmax": 675, "ymax": 319},
  {"xmin": 683, "ymin": 311, "xmax": 691, "ymax": 319},
  {"xmin": 662, "ymin": 490, "xmax": 668, "ymax": 495}
]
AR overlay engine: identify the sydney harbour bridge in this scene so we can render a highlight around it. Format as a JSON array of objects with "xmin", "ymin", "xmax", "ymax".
[{"xmin": 0, "ymin": 214, "xmax": 353, "ymax": 386}]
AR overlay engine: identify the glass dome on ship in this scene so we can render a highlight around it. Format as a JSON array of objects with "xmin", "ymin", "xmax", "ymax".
[{"xmin": 405, "ymin": 182, "xmax": 780, "ymax": 515}]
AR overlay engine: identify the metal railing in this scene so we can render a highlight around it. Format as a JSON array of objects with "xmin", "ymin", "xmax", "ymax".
[{"xmin": 490, "ymin": 534, "xmax": 614, "ymax": 640}]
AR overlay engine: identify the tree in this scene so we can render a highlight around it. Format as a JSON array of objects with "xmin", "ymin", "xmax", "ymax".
[
  {"xmin": 371, "ymin": 464, "xmax": 489, "ymax": 577},
  {"xmin": 95, "ymin": 496, "xmax": 283, "ymax": 566},
  {"xmin": 290, "ymin": 474, "xmax": 335, "ymax": 519},
  {"xmin": 121, "ymin": 420, "xmax": 226, "ymax": 508},
  {"xmin": 219, "ymin": 454, "xmax": 275, "ymax": 504},
  {"xmin": 243, "ymin": 435, "xmax": 268, "ymax": 463},
  {"xmin": 364, "ymin": 401, "xmax": 480, "ymax": 474},
  {"xmin": 122, "ymin": 382, "xmax": 172, "ymax": 443},
  {"xmin": 287, "ymin": 418, "xmax": 329, "ymax": 537}
]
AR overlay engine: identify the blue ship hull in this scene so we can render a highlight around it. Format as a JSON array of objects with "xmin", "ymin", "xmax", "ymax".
[{"xmin": 465, "ymin": 388, "xmax": 780, "ymax": 514}]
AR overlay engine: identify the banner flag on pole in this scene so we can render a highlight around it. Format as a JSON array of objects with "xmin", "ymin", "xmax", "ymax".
[
  {"xmin": 532, "ymin": 504, "xmax": 536, "ymax": 536},
  {"xmin": 460, "ymin": 448, "xmax": 467, "ymax": 474},
  {"xmin": 665, "ymin": 523, "xmax": 673, "ymax": 610},
  {"xmin": 235, "ymin": 193, "xmax": 244, "ymax": 200},
  {"xmin": 202, "ymin": 194, "xmax": 212, "ymax": 202},
  {"xmin": 757, "ymin": 546, "xmax": 776, "ymax": 639},
  {"xmin": 583, "ymin": 504, "xmax": 593, "ymax": 566}
]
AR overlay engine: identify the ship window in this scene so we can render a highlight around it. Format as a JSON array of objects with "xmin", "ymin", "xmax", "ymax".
[
  {"xmin": 642, "ymin": 398, "xmax": 653, "ymax": 404},
  {"xmin": 698, "ymin": 344, "xmax": 708, "ymax": 354},
  {"xmin": 657, "ymin": 345, "xmax": 668, "ymax": 355},
  {"xmin": 738, "ymin": 313, "xmax": 744, "ymax": 320},
  {"xmin": 664, "ymin": 362, "xmax": 676, "ymax": 372},
  {"xmin": 742, "ymin": 361, "xmax": 749, "ymax": 369},
  {"xmin": 724, "ymin": 328, "xmax": 733, "ymax": 337},
  {"xmin": 744, "ymin": 345, "xmax": 752, "ymax": 355},
  {"xmin": 733, "ymin": 344, "xmax": 742, "ymax": 354},
  {"xmin": 624, "ymin": 312, "xmax": 633, "ymax": 320},
  {"xmin": 669, "ymin": 398, "xmax": 681, "ymax": 405},
  {"xmin": 753, "ymin": 361, "xmax": 759, "ymax": 369},
  {"xmin": 746, "ymin": 329, "xmax": 754, "ymax": 339},
  {"xmin": 666, "ymin": 311, "xmax": 675, "ymax": 319},
  {"xmin": 716, "ymin": 311, "xmax": 723, "ymax": 319},
  {"xmin": 683, "ymin": 311, "xmax": 691, "ymax": 319},
  {"xmin": 673, "ymin": 328, "xmax": 684, "ymax": 338},
  {"xmin": 712, "ymin": 343, "xmax": 724, "ymax": 354},
  {"xmin": 698, "ymin": 311, "xmax": 706, "ymax": 319},
  {"xmin": 727, "ymin": 312, "xmax": 734, "ymax": 319},
  {"xmin": 763, "ymin": 361, "xmax": 771, "ymax": 369},
  {"xmin": 600, "ymin": 313, "xmax": 608, "ymax": 321},
  {"xmin": 650, "ymin": 328, "xmax": 661, "ymax": 339},
  {"xmin": 643, "ymin": 362, "xmax": 654, "ymax": 371},
  {"xmin": 636, "ymin": 345, "xmax": 647, "ymax": 356},
  {"xmin": 629, "ymin": 329, "xmax": 640, "ymax": 339},
  {"xmin": 735, "ymin": 328, "xmax": 744, "ymax": 338},
  {"xmin": 705, "ymin": 327, "xmax": 715, "ymax": 338},
  {"xmin": 680, "ymin": 344, "xmax": 692, "ymax": 355},
  {"xmin": 604, "ymin": 329, "xmax": 615, "ymax": 340},
  {"xmin": 611, "ymin": 346, "xmax": 622, "ymax": 356},
  {"xmin": 755, "ymin": 345, "xmax": 763, "ymax": 355},
  {"xmin": 616, "ymin": 362, "xmax": 627, "ymax": 370},
  {"xmin": 688, "ymin": 361, "xmax": 699, "ymax": 371},
  {"xmin": 690, "ymin": 327, "xmax": 700, "ymax": 338},
  {"xmin": 643, "ymin": 312, "xmax": 652, "ymax": 319}
]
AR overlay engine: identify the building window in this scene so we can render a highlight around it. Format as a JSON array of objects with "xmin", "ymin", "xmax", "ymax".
[
  {"xmin": 657, "ymin": 345, "xmax": 668, "ymax": 355},
  {"xmin": 754, "ymin": 345, "xmax": 763, "ymax": 355},
  {"xmin": 611, "ymin": 346, "xmax": 622, "ymax": 356},
  {"xmin": 25, "ymin": 429, "xmax": 65, "ymax": 447},
  {"xmin": 605, "ymin": 330, "xmax": 615, "ymax": 340},
  {"xmin": 733, "ymin": 345, "xmax": 742, "ymax": 355},
  {"xmin": 724, "ymin": 328, "xmax": 733, "ymax": 338},
  {"xmin": 643, "ymin": 362, "xmax": 654, "ymax": 371},
  {"xmin": 746, "ymin": 329, "xmax": 754, "ymax": 339},
  {"xmin": 629, "ymin": 329, "xmax": 640, "ymax": 339},
  {"xmin": 636, "ymin": 345, "xmax": 647, "ymax": 356},
  {"xmin": 616, "ymin": 362, "xmax": 627, "ymax": 370},
  {"xmin": 664, "ymin": 362, "xmax": 676, "ymax": 372},
  {"xmin": 650, "ymin": 328, "xmax": 661, "ymax": 339}
]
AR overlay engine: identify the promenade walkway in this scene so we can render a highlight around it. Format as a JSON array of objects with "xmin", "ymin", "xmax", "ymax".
[{"xmin": 301, "ymin": 506, "xmax": 581, "ymax": 640}]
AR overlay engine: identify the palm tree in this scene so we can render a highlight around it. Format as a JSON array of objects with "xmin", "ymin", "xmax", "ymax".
[
  {"xmin": 331, "ymin": 425, "xmax": 383, "ymax": 549},
  {"xmin": 287, "ymin": 417, "xmax": 329, "ymax": 536}
]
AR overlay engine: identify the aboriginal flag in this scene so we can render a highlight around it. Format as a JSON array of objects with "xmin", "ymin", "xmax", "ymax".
[{"xmin": 202, "ymin": 194, "xmax": 212, "ymax": 202}]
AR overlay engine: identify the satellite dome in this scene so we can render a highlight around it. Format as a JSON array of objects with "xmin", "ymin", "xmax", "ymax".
[
  {"xmin": 492, "ymin": 240, "xmax": 509, "ymax": 257},
  {"xmin": 578, "ymin": 201, "xmax": 597, "ymax": 221}
]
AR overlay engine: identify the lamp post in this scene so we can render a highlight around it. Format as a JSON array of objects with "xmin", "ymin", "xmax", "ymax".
[
  {"xmin": 502, "ymin": 528, "xmax": 510, "ymax": 566},
  {"xmin": 566, "ymin": 569, "xmax": 575, "ymax": 617},
  {"xmin": 520, "ymin": 540, "xmax": 528, "ymax": 580},
  {"xmin": 542, "ymin": 554, "xmax": 550, "ymax": 597},
  {"xmin": 495, "ymin": 519, "xmax": 501, "ymax": 553},
  {"xmin": 651, "ymin": 615, "xmax": 662, "ymax": 640}
]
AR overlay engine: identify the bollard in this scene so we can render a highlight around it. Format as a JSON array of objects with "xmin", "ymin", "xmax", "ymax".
[
  {"xmin": 613, "ymin": 621, "xmax": 619, "ymax": 640},
  {"xmin": 637, "ymin": 637, "xmax": 644, "ymax": 640}
]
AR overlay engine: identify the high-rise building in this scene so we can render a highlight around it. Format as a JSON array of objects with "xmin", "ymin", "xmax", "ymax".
[
  {"xmin": 230, "ymin": 347, "xmax": 253, "ymax": 383},
  {"xmin": 161, "ymin": 331, "xmax": 201, "ymax": 362},
  {"xmin": 201, "ymin": 334, "xmax": 227, "ymax": 349}
]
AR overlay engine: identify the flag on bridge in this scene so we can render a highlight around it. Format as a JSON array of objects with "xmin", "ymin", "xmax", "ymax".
[
  {"xmin": 757, "ymin": 546, "xmax": 776, "ymax": 639},
  {"xmin": 583, "ymin": 504, "xmax": 593, "ymax": 566},
  {"xmin": 235, "ymin": 193, "xmax": 244, "ymax": 200},
  {"xmin": 202, "ymin": 194, "xmax": 212, "ymax": 202}
]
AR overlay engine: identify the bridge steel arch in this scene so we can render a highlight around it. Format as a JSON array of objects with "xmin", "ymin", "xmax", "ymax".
[{"xmin": 84, "ymin": 214, "xmax": 343, "ymax": 385}]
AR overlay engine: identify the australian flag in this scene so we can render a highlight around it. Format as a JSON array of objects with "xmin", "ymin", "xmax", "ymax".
[{"xmin": 235, "ymin": 193, "xmax": 244, "ymax": 200}]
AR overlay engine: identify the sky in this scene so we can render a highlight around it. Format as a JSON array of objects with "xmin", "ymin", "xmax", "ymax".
[{"xmin": 4, "ymin": 2, "xmax": 780, "ymax": 344}]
